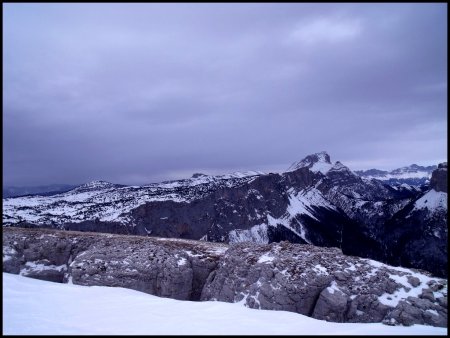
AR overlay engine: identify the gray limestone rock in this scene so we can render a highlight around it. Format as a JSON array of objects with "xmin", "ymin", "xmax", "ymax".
[
  {"xmin": 3, "ymin": 227, "xmax": 448, "ymax": 328},
  {"xmin": 312, "ymin": 286, "xmax": 348, "ymax": 322},
  {"xmin": 420, "ymin": 288, "xmax": 436, "ymax": 302},
  {"xmin": 2, "ymin": 227, "xmax": 224, "ymax": 301},
  {"xmin": 200, "ymin": 241, "xmax": 447, "ymax": 327},
  {"xmin": 384, "ymin": 297, "xmax": 446, "ymax": 327},
  {"xmin": 437, "ymin": 296, "xmax": 447, "ymax": 308},
  {"xmin": 407, "ymin": 275, "xmax": 421, "ymax": 287}
]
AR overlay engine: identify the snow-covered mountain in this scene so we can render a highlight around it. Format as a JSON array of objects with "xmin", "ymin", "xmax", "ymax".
[
  {"xmin": 2, "ymin": 152, "xmax": 447, "ymax": 277},
  {"xmin": 355, "ymin": 164, "xmax": 437, "ymax": 186},
  {"xmin": 3, "ymin": 173, "xmax": 264, "ymax": 227}
]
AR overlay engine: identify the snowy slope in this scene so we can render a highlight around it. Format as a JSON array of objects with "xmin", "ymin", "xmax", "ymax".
[
  {"xmin": 228, "ymin": 186, "xmax": 336, "ymax": 245},
  {"xmin": 3, "ymin": 273, "xmax": 446, "ymax": 335},
  {"xmin": 413, "ymin": 189, "xmax": 447, "ymax": 212}
]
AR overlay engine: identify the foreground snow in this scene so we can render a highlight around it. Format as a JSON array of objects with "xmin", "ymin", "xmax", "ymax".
[{"xmin": 3, "ymin": 274, "xmax": 447, "ymax": 335}]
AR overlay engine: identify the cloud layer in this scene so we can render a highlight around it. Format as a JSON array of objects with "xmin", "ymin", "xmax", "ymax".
[{"xmin": 4, "ymin": 3, "xmax": 447, "ymax": 185}]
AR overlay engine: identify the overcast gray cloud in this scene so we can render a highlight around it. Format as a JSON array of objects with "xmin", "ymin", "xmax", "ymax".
[{"xmin": 3, "ymin": 3, "xmax": 447, "ymax": 186}]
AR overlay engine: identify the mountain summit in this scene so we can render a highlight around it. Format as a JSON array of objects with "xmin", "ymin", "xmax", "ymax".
[{"xmin": 287, "ymin": 151, "xmax": 333, "ymax": 174}]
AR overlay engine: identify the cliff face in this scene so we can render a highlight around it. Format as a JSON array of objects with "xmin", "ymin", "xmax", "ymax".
[
  {"xmin": 3, "ymin": 227, "xmax": 224, "ymax": 301},
  {"xmin": 430, "ymin": 162, "xmax": 447, "ymax": 193},
  {"xmin": 3, "ymin": 227, "xmax": 447, "ymax": 327}
]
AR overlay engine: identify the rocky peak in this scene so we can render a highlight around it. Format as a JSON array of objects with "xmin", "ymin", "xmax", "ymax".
[
  {"xmin": 329, "ymin": 161, "xmax": 351, "ymax": 173},
  {"xmin": 73, "ymin": 180, "xmax": 117, "ymax": 191},
  {"xmin": 431, "ymin": 163, "xmax": 447, "ymax": 193},
  {"xmin": 192, "ymin": 173, "xmax": 208, "ymax": 178},
  {"xmin": 323, "ymin": 160, "xmax": 361, "ymax": 187},
  {"xmin": 287, "ymin": 151, "xmax": 333, "ymax": 174}
]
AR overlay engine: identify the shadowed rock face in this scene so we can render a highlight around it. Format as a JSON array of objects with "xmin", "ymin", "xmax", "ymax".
[
  {"xmin": 3, "ymin": 227, "xmax": 447, "ymax": 328},
  {"xmin": 431, "ymin": 163, "xmax": 447, "ymax": 193}
]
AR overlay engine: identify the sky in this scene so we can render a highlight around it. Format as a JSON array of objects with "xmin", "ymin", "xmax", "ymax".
[{"xmin": 3, "ymin": 3, "xmax": 447, "ymax": 186}]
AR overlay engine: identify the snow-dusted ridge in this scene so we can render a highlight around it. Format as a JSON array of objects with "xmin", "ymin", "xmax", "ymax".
[
  {"xmin": 355, "ymin": 164, "xmax": 437, "ymax": 185},
  {"xmin": 229, "ymin": 186, "xmax": 336, "ymax": 245},
  {"xmin": 3, "ymin": 152, "xmax": 445, "ymax": 234},
  {"xmin": 3, "ymin": 171, "xmax": 264, "ymax": 226}
]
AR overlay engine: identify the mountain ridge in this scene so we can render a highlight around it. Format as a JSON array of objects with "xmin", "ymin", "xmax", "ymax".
[
  {"xmin": 355, "ymin": 163, "xmax": 437, "ymax": 186},
  {"xmin": 4, "ymin": 154, "xmax": 437, "ymax": 198},
  {"xmin": 3, "ymin": 152, "xmax": 447, "ymax": 277}
]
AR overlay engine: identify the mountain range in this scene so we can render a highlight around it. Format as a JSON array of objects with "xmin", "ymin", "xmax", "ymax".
[
  {"xmin": 3, "ymin": 184, "xmax": 78, "ymax": 198},
  {"xmin": 3, "ymin": 152, "xmax": 447, "ymax": 277},
  {"xmin": 355, "ymin": 164, "xmax": 436, "ymax": 186},
  {"xmin": 3, "ymin": 161, "xmax": 435, "ymax": 198}
]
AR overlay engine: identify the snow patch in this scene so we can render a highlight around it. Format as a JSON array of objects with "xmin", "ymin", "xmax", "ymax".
[
  {"xmin": 258, "ymin": 253, "xmax": 274, "ymax": 264},
  {"xmin": 177, "ymin": 258, "xmax": 187, "ymax": 267},
  {"xmin": 313, "ymin": 264, "xmax": 328, "ymax": 275},
  {"xmin": 310, "ymin": 161, "xmax": 334, "ymax": 174},
  {"xmin": 287, "ymin": 188, "xmax": 335, "ymax": 221},
  {"xmin": 229, "ymin": 224, "xmax": 269, "ymax": 244},
  {"xmin": 20, "ymin": 262, "xmax": 67, "ymax": 275},
  {"xmin": 413, "ymin": 190, "xmax": 447, "ymax": 212},
  {"xmin": 426, "ymin": 309, "xmax": 439, "ymax": 317},
  {"xmin": 376, "ymin": 269, "xmax": 447, "ymax": 308},
  {"xmin": 327, "ymin": 281, "xmax": 341, "ymax": 294}
]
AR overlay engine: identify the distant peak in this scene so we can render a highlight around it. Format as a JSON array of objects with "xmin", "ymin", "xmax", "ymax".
[
  {"xmin": 75, "ymin": 180, "xmax": 116, "ymax": 190},
  {"xmin": 191, "ymin": 173, "xmax": 208, "ymax": 178},
  {"xmin": 287, "ymin": 151, "xmax": 332, "ymax": 174},
  {"xmin": 86, "ymin": 180, "xmax": 114, "ymax": 186}
]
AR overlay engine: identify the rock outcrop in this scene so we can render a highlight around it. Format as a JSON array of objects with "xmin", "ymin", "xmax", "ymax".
[
  {"xmin": 200, "ymin": 241, "xmax": 447, "ymax": 327},
  {"xmin": 3, "ymin": 227, "xmax": 225, "ymax": 301},
  {"xmin": 3, "ymin": 227, "xmax": 447, "ymax": 327},
  {"xmin": 430, "ymin": 162, "xmax": 447, "ymax": 193}
]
